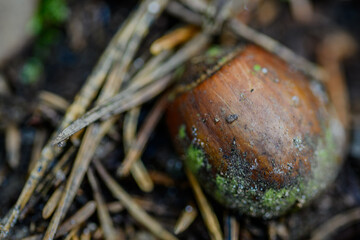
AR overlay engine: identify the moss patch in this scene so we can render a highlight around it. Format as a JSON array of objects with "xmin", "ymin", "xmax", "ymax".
[
  {"xmin": 186, "ymin": 145, "xmax": 205, "ymax": 173},
  {"xmin": 263, "ymin": 185, "xmax": 299, "ymax": 209},
  {"xmin": 253, "ymin": 64, "xmax": 261, "ymax": 72},
  {"xmin": 206, "ymin": 45, "xmax": 223, "ymax": 57},
  {"xmin": 178, "ymin": 124, "xmax": 186, "ymax": 140}
]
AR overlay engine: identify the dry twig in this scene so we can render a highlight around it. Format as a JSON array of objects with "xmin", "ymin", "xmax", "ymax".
[
  {"xmin": 229, "ymin": 18, "xmax": 326, "ymax": 81},
  {"xmin": 123, "ymin": 107, "xmax": 154, "ymax": 192},
  {"xmin": 310, "ymin": 208, "xmax": 360, "ymax": 240},
  {"xmin": 53, "ymin": 33, "xmax": 210, "ymax": 144},
  {"xmin": 0, "ymin": 1, "xmax": 150, "ymax": 236},
  {"xmin": 43, "ymin": 1, "xmax": 168, "ymax": 238},
  {"xmin": 55, "ymin": 201, "xmax": 96, "ymax": 238},
  {"xmin": 93, "ymin": 158, "xmax": 178, "ymax": 240},
  {"xmin": 42, "ymin": 185, "xmax": 64, "ymax": 219},
  {"xmin": 118, "ymin": 94, "xmax": 169, "ymax": 176},
  {"xmin": 5, "ymin": 123, "xmax": 21, "ymax": 169},
  {"xmin": 174, "ymin": 204, "xmax": 198, "ymax": 234},
  {"xmin": 87, "ymin": 168, "xmax": 118, "ymax": 240},
  {"xmin": 150, "ymin": 25, "xmax": 200, "ymax": 55},
  {"xmin": 185, "ymin": 167, "xmax": 222, "ymax": 240}
]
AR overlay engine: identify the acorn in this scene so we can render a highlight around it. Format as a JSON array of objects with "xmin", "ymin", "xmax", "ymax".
[{"xmin": 166, "ymin": 45, "xmax": 347, "ymax": 218}]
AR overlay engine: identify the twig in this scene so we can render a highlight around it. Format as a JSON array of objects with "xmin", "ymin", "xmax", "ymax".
[
  {"xmin": 289, "ymin": 0, "xmax": 314, "ymax": 24},
  {"xmin": 44, "ymin": 119, "xmax": 116, "ymax": 240},
  {"xmin": 43, "ymin": 1, "xmax": 169, "ymax": 239},
  {"xmin": 185, "ymin": 167, "xmax": 222, "ymax": 240},
  {"xmin": 229, "ymin": 18, "xmax": 326, "ymax": 81},
  {"xmin": 80, "ymin": 229, "xmax": 91, "ymax": 240},
  {"xmin": 179, "ymin": 0, "xmax": 209, "ymax": 14},
  {"xmin": 166, "ymin": 1, "xmax": 202, "ymax": 25},
  {"xmin": 93, "ymin": 158, "xmax": 178, "ymax": 240},
  {"xmin": 107, "ymin": 202, "xmax": 124, "ymax": 214},
  {"xmin": 310, "ymin": 208, "xmax": 360, "ymax": 240},
  {"xmin": 63, "ymin": 226, "xmax": 80, "ymax": 240},
  {"xmin": 21, "ymin": 235, "xmax": 42, "ymax": 240},
  {"xmin": 123, "ymin": 107, "xmax": 154, "ymax": 192},
  {"xmin": 28, "ymin": 128, "xmax": 47, "ymax": 174},
  {"xmin": 118, "ymin": 94, "xmax": 169, "ymax": 176},
  {"xmin": 53, "ymin": 74, "xmax": 173, "ymax": 146},
  {"xmin": 5, "ymin": 123, "xmax": 21, "ymax": 169},
  {"xmin": 174, "ymin": 204, "xmax": 198, "ymax": 234},
  {"xmin": 148, "ymin": 170, "xmax": 176, "ymax": 187},
  {"xmin": 167, "ymin": 2, "xmax": 325, "ymax": 81},
  {"xmin": 87, "ymin": 168, "xmax": 118, "ymax": 240},
  {"xmin": 224, "ymin": 214, "xmax": 239, "ymax": 240},
  {"xmin": 53, "ymin": 33, "xmax": 210, "ymax": 144},
  {"xmin": 55, "ymin": 201, "xmax": 96, "ymax": 238},
  {"xmin": 42, "ymin": 185, "xmax": 64, "ymax": 219},
  {"xmin": 0, "ymin": 1, "xmax": 147, "ymax": 236},
  {"xmin": 127, "ymin": 50, "xmax": 171, "ymax": 89},
  {"xmin": 20, "ymin": 147, "xmax": 75, "ymax": 220},
  {"xmin": 38, "ymin": 91, "xmax": 70, "ymax": 112},
  {"xmin": 150, "ymin": 25, "xmax": 200, "ymax": 55},
  {"xmin": 316, "ymin": 31, "xmax": 357, "ymax": 128}
]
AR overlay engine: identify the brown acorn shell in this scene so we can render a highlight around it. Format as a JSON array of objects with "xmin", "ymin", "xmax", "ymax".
[{"xmin": 166, "ymin": 45, "xmax": 347, "ymax": 218}]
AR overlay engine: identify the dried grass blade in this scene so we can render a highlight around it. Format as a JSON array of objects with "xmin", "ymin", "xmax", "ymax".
[
  {"xmin": 0, "ymin": 1, "xmax": 148, "ymax": 236},
  {"xmin": 310, "ymin": 208, "xmax": 360, "ymax": 240},
  {"xmin": 38, "ymin": 91, "xmax": 70, "ymax": 112},
  {"xmin": 185, "ymin": 167, "xmax": 222, "ymax": 240},
  {"xmin": 93, "ymin": 159, "xmax": 178, "ymax": 240},
  {"xmin": 43, "ymin": 1, "xmax": 169, "ymax": 238},
  {"xmin": 55, "ymin": 201, "xmax": 96, "ymax": 238},
  {"xmin": 118, "ymin": 95, "xmax": 168, "ymax": 176},
  {"xmin": 5, "ymin": 123, "xmax": 21, "ymax": 169},
  {"xmin": 53, "ymin": 33, "xmax": 210, "ymax": 144},
  {"xmin": 21, "ymin": 235, "xmax": 42, "ymax": 240},
  {"xmin": 42, "ymin": 185, "xmax": 64, "ymax": 219},
  {"xmin": 124, "ymin": 107, "xmax": 154, "ymax": 192},
  {"xmin": 80, "ymin": 230, "xmax": 91, "ymax": 240},
  {"xmin": 28, "ymin": 129, "xmax": 47, "ymax": 174},
  {"xmin": 229, "ymin": 19, "xmax": 325, "ymax": 81},
  {"xmin": 129, "ymin": 50, "xmax": 171, "ymax": 89},
  {"xmin": 166, "ymin": 1, "xmax": 202, "ymax": 26},
  {"xmin": 44, "ymin": 119, "xmax": 116, "ymax": 240},
  {"xmin": 150, "ymin": 25, "xmax": 200, "ymax": 55},
  {"xmin": 87, "ymin": 168, "xmax": 118, "ymax": 240},
  {"xmin": 224, "ymin": 214, "xmax": 239, "ymax": 240},
  {"xmin": 53, "ymin": 74, "xmax": 173, "ymax": 145},
  {"xmin": 174, "ymin": 204, "xmax": 198, "ymax": 234},
  {"xmin": 63, "ymin": 226, "xmax": 80, "ymax": 240},
  {"xmin": 20, "ymin": 147, "xmax": 75, "ymax": 220}
]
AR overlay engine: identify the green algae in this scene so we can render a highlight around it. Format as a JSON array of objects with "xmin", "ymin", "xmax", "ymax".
[
  {"xmin": 178, "ymin": 124, "xmax": 186, "ymax": 140},
  {"xmin": 186, "ymin": 145, "xmax": 205, "ymax": 173}
]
